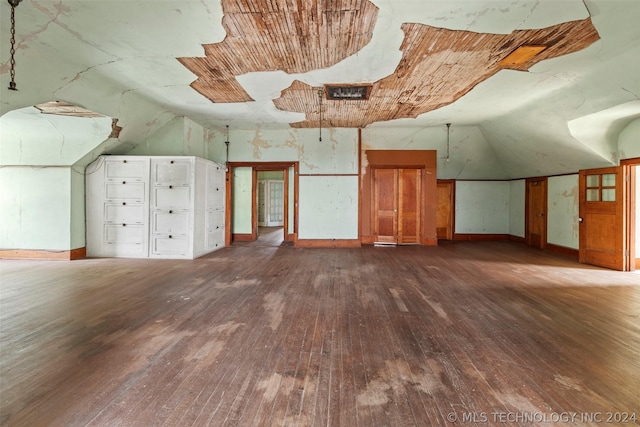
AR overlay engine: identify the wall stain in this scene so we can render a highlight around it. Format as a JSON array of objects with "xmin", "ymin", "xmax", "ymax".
[{"xmin": 251, "ymin": 130, "xmax": 272, "ymax": 159}]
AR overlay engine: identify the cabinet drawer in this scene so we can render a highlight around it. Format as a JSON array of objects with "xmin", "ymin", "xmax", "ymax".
[
  {"xmin": 105, "ymin": 159, "xmax": 147, "ymax": 179},
  {"xmin": 105, "ymin": 182, "xmax": 146, "ymax": 201},
  {"xmin": 207, "ymin": 186, "xmax": 225, "ymax": 209},
  {"xmin": 152, "ymin": 159, "xmax": 192, "ymax": 185},
  {"xmin": 104, "ymin": 223, "xmax": 145, "ymax": 244},
  {"xmin": 206, "ymin": 211, "xmax": 225, "ymax": 231},
  {"xmin": 151, "ymin": 236, "xmax": 190, "ymax": 256},
  {"xmin": 152, "ymin": 210, "xmax": 190, "ymax": 234},
  {"xmin": 153, "ymin": 186, "xmax": 191, "ymax": 209},
  {"xmin": 104, "ymin": 203, "xmax": 146, "ymax": 223},
  {"xmin": 207, "ymin": 228, "xmax": 225, "ymax": 250}
]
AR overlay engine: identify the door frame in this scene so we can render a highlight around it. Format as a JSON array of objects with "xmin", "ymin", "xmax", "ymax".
[
  {"xmin": 362, "ymin": 150, "xmax": 438, "ymax": 245},
  {"xmin": 525, "ymin": 176, "xmax": 548, "ymax": 249},
  {"xmin": 225, "ymin": 162, "xmax": 299, "ymax": 246},
  {"xmin": 622, "ymin": 158, "xmax": 639, "ymax": 271},
  {"xmin": 436, "ymin": 179, "xmax": 455, "ymax": 240}
]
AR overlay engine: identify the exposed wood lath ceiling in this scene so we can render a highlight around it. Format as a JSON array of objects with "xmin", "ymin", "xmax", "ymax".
[
  {"xmin": 277, "ymin": 19, "xmax": 599, "ymax": 128},
  {"xmin": 34, "ymin": 101, "xmax": 106, "ymax": 118},
  {"xmin": 179, "ymin": 1, "xmax": 598, "ymax": 128},
  {"xmin": 178, "ymin": 0, "xmax": 378, "ymax": 103}
]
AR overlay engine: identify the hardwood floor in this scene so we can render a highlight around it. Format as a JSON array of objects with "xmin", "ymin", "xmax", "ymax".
[{"xmin": 1, "ymin": 242, "xmax": 639, "ymax": 426}]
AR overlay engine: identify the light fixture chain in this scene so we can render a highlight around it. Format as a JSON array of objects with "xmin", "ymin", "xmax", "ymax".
[{"xmin": 8, "ymin": 3, "xmax": 18, "ymax": 90}]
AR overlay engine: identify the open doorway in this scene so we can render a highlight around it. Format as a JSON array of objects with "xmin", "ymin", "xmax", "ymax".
[
  {"xmin": 225, "ymin": 162, "xmax": 298, "ymax": 247},
  {"xmin": 257, "ymin": 171, "xmax": 285, "ymax": 246}
]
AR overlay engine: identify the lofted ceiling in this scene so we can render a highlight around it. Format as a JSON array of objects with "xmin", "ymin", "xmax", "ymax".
[{"xmin": 0, "ymin": 0, "xmax": 639, "ymax": 178}]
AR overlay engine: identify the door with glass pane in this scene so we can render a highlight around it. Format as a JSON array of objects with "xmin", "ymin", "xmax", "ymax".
[
  {"xmin": 579, "ymin": 166, "xmax": 627, "ymax": 270},
  {"xmin": 258, "ymin": 179, "xmax": 284, "ymax": 227},
  {"xmin": 266, "ymin": 180, "xmax": 284, "ymax": 226}
]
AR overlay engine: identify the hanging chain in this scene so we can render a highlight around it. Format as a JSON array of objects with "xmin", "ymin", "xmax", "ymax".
[
  {"xmin": 318, "ymin": 89, "xmax": 323, "ymax": 142},
  {"xmin": 8, "ymin": 3, "xmax": 18, "ymax": 90}
]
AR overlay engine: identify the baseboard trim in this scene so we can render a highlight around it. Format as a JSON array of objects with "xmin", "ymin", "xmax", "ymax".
[
  {"xmin": 296, "ymin": 239, "xmax": 361, "ymax": 248},
  {"xmin": 453, "ymin": 234, "xmax": 510, "ymax": 241},
  {"xmin": 232, "ymin": 233, "xmax": 255, "ymax": 242},
  {"xmin": 508, "ymin": 235, "xmax": 526, "ymax": 244},
  {"xmin": 0, "ymin": 247, "xmax": 86, "ymax": 261},
  {"xmin": 545, "ymin": 243, "xmax": 579, "ymax": 260}
]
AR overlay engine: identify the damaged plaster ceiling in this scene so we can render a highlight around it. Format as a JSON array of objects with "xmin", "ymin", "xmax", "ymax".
[{"xmin": 0, "ymin": 0, "xmax": 639, "ymax": 177}]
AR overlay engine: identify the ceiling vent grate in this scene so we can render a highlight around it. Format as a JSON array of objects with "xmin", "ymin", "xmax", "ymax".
[{"xmin": 325, "ymin": 84, "xmax": 372, "ymax": 100}]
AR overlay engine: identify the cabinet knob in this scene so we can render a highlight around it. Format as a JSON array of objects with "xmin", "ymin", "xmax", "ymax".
[
  {"xmin": 169, "ymin": 185, "xmax": 173, "ymax": 189},
  {"xmin": 169, "ymin": 210, "xmax": 173, "ymax": 214},
  {"xmin": 216, "ymin": 226, "xmax": 219, "ymax": 229},
  {"xmin": 122, "ymin": 202, "xmax": 126, "ymax": 206},
  {"xmin": 122, "ymin": 223, "xmax": 126, "ymax": 227},
  {"xmin": 170, "ymin": 160, "xmax": 174, "ymax": 164},
  {"xmin": 123, "ymin": 160, "xmax": 127, "ymax": 163},
  {"xmin": 169, "ymin": 235, "xmax": 172, "ymax": 239}
]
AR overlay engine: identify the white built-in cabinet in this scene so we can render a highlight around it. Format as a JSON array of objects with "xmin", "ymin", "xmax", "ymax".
[{"xmin": 86, "ymin": 155, "xmax": 225, "ymax": 259}]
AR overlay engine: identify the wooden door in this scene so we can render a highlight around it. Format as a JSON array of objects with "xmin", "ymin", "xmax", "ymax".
[
  {"xmin": 398, "ymin": 169, "xmax": 421, "ymax": 244},
  {"xmin": 579, "ymin": 166, "xmax": 627, "ymax": 271},
  {"xmin": 436, "ymin": 180, "xmax": 454, "ymax": 240},
  {"xmin": 526, "ymin": 178, "xmax": 547, "ymax": 249},
  {"xmin": 373, "ymin": 169, "xmax": 398, "ymax": 244},
  {"xmin": 373, "ymin": 168, "xmax": 421, "ymax": 244}
]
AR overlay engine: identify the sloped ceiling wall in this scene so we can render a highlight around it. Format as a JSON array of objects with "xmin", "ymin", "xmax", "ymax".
[{"xmin": 0, "ymin": 0, "xmax": 639, "ymax": 179}]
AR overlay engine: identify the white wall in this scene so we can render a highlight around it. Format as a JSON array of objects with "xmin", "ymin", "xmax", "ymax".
[
  {"xmin": 509, "ymin": 180, "xmax": 525, "ymax": 237},
  {"xmin": 547, "ymin": 175, "xmax": 579, "ymax": 249},
  {"xmin": 455, "ymin": 181, "xmax": 510, "ymax": 234}
]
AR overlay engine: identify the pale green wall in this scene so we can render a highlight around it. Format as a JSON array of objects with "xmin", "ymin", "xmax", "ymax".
[
  {"xmin": 547, "ymin": 175, "xmax": 579, "ymax": 249},
  {"xmin": 228, "ymin": 128, "xmax": 358, "ymax": 174},
  {"xmin": 125, "ymin": 116, "xmax": 212, "ymax": 157},
  {"xmin": 455, "ymin": 181, "xmax": 510, "ymax": 234},
  {"xmin": 0, "ymin": 106, "xmax": 112, "ymax": 252},
  {"xmin": 509, "ymin": 180, "xmax": 525, "ymax": 238},
  {"xmin": 618, "ymin": 118, "xmax": 640, "ymax": 160},
  {"xmin": 0, "ymin": 167, "xmax": 72, "ymax": 250},
  {"xmin": 298, "ymin": 176, "xmax": 359, "ymax": 239},
  {"xmin": 232, "ymin": 167, "xmax": 253, "ymax": 234},
  {"xmin": 228, "ymin": 128, "xmax": 359, "ymax": 239},
  {"xmin": 70, "ymin": 168, "xmax": 86, "ymax": 249}
]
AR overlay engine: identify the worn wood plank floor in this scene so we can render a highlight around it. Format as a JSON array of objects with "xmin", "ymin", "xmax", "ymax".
[{"xmin": 1, "ymin": 242, "xmax": 639, "ymax": 426}]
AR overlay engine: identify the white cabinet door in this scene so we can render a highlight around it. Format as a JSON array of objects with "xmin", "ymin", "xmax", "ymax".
[
  {"xmin": 105, "ymin": 182, "xmax": 146, "ymax": 201},
  {"xmin": 103, "ymin": 224, "xmax": 147, "ymax": 257},
  {"xmin": 152, "ymin": 159, "xmax": 192, "ymax": 185},
  {"xmin": 104, "ymin": 203, "xmax": 146, "ymax": 224},
  {"xmin": 151, "ymin": 236, "xmax": 190, "ymax": 256},
  {"xmin": 105, "ymin": 159, "xmax": 147, "ymax": 180},
  {"xmin": 152, "ymin": 211, "xmax": 191, "ymax": 235},
  {"xmin": 152, "ymin": 186, "xmax": 191, "ymax": 209}
]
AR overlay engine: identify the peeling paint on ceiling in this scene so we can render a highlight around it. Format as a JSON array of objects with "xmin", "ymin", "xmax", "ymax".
[{"xmin": 0, "ymin": 0, "xmax": 639, "ymax": 178}]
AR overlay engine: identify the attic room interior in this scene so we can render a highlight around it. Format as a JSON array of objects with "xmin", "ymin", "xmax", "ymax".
[{"xmin": 1, "ymin": 0, "xmax": 639, "ymax": 425}]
